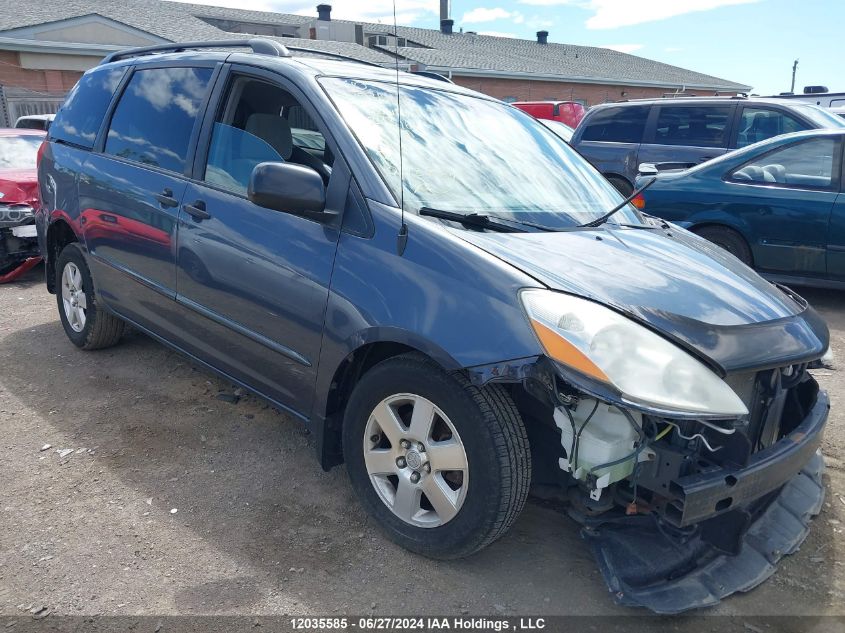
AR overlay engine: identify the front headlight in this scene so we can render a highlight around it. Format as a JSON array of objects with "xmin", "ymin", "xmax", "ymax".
[
  {"xmin": 0, "ymin": 204, "xmax": 35, "ymax": 227},
  {"xmin": 521, "ymin": 289, "xmax": 748, "ymax": 417}
]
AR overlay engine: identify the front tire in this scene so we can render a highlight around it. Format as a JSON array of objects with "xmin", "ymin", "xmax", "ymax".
[
  {"xmin": 56, "ymin": 243, "xmax": 125, "ymax": 350},
  {"xmin": 342, "ymin": 353, "xmax": 531, "ymax": 559}
]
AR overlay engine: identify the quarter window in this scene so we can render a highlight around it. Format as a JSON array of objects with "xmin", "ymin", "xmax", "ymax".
[
  {"xmin": 654, "ymin": 106, "xmax": 732, "ymax": 147},
  {"xmin": 104, "ymin": 67, "xmax": 213, "ymax": 173},
  {"xmin": 50, "ymin": 67, "xmax": 126, "ymax": 149},
  {"xmin": 731, "ymin": 137, "xmax": 837, "ymax": 189},
  {"xmin": 580, "ymin": 106, "xmax": 648, "ymax": 143},
  {"xmin": 736, "ymin": 107, "xmax": 809, "ymax": 148}
]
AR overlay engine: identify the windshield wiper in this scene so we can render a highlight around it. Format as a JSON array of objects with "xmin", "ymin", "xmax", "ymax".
[
  {"xmin": 578, "ymin": 177, "xmax": 658, "ymax": 229},
  {"xmin": 419, "ymin": 207, "xmax": 555, "ymax": 232}
]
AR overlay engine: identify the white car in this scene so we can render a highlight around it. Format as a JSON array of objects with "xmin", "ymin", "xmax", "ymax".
[{"xmin": 14, "ymin": 114, "xmax": 55, "ymax": 131}]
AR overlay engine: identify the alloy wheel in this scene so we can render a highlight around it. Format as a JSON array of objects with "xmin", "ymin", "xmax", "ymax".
[
  {"xmin": 363, "ymin": 393, "xmax": 469, "ymax": 528},
  {"xmin": 61, "ymin": 261, "xmax": 87, "ymax": 333}
]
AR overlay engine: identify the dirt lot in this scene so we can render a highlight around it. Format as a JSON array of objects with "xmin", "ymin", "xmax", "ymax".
[{"xmin": 0, "ymin": 264, "xmax": 843, "ymax": 620}]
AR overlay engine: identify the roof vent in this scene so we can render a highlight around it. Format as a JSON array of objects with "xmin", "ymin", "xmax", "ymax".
[
  {"xmin": 537, "ymin": 30, "xmax": 548, "ymax": 44},
  {"xmin": 441, "ymin": 19, "xmax": 454, "ymax": 34},
  {"xmin": 317, "ymin": 4, "xmax": 331, "ymax": 21}
]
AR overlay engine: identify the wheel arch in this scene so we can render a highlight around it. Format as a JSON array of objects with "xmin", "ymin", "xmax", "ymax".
[
  {"xmin": 604, "ymin": 172, "xmax": 633, "ymax": 187},
  {"xmin": 688, "ymin": 221, "xmax": 755, "ymax": 265},
  {"xmin": 45, "ymin": 218, "xmax": 80, "ymax": 294},
  {"xmin": 312, "ymin": 330, "xmax": 464, "ymax": 470}
]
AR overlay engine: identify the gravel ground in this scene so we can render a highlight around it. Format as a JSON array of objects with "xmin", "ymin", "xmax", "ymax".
[{"xmin": 0, "ymin": 264, "xmax": 843, "ymax": 620}]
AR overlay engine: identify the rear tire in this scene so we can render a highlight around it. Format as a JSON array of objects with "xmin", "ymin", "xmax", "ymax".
[
  {"xmin": 606, "ymin": 175, "xmax": 633, "ymax": 196},
  {"xmin": 342, "ymin": 353, "xmax": 531, "ymax": 559},
  {"xmin": 694, "ymin": 226, "xmax": 753, "ymax": 266},
  {"xmin": 56, "ymin": 243, "xmax": 125, "ymax": 350}
]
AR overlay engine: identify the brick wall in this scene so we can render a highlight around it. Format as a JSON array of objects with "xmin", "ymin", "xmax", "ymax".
[
  {"xmin": 0, "ymin": 51, "xmax": 81, "ymax": 95},
  {"xmin": 451, "ymin": 75, "xmax": 718, "ymax": 106}
]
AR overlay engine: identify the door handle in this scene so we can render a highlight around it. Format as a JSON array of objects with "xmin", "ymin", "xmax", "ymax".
[
  {"xmin": 183, "ymin": 200, "xmax": 210, "ymax": 221},
  {"xmin": 154, "ymin": 188, "xmax": 179, "ymax": 208}
]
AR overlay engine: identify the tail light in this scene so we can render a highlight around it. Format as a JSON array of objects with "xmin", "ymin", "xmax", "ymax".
[{"xmin": 631, "ymin": 193, "xmax": 645, "ymax": 210}]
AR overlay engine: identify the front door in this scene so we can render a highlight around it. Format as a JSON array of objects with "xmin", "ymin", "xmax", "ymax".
[
  {"xmin": 173, "ymin": 68, "xmax": 345, "ymax": 416},
  {"xmin": 80, "ymin": 64, "xmax": 216, "ymax": 331},
  {"xmin": 725, "ymin": 135, "xmax": 841, "ymax": 276}
]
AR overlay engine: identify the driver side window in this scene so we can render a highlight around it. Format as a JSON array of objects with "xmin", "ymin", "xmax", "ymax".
[
  {"xmin": 730, "ymin": 137, "xmax": 838, "ymax": 190},
  {"xmin": 204, "ymin": 75, "xmax": 333, "ymax": 196}
]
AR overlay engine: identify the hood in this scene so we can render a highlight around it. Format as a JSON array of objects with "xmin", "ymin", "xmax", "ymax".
[
  {"xmin": 0, "ymin": 168, "xmax": 38, "ymax": 206},
  {"xmin": 456, "ymin": 225, "xmax": 828, "ymax": 374}
]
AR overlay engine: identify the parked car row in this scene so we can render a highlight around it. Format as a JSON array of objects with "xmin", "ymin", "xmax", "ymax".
[
  {"xmin": 632, "ymin": 129, "xmax": 845, "ymax": 289},
  {"xmin": 569, "ymin": 96, "xmax": 845, "ymax": 194},
  {"xmin": 33, "ymin": 39, "xmax": 830, "ymax": 614}
]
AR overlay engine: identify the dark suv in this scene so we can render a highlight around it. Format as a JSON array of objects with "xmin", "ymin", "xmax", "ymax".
[
  {"xmin": 571, "ymin": 96, "xmax": 845, "ymax": 194},
  {"xmin": 37, "ymin": 40, "xmax": 830, "ymax": 613}
]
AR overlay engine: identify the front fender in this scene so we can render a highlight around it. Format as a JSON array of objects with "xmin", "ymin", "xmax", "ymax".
[{"xmin": 309, "ymin": 200, "xmax": 544, "ymax": 447}]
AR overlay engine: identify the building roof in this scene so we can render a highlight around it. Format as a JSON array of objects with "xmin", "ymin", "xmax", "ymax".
[{"xmin": 0, "ymin": 0, "xmax": 751, "ymax": 91}]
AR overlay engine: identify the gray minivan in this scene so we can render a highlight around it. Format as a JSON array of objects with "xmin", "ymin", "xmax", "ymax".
[
  {"xmin": 571, "ymin": 97, "xmax": 845, "ymax": 194},
  {"xmin": 37, "ymin": 40, "xmax": 831, "ymax": 613}
]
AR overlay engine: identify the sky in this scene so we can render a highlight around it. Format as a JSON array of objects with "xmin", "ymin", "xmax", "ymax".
[{"xmin": 171, "ymin": 0, "xmax": 839, "ymax": 94}]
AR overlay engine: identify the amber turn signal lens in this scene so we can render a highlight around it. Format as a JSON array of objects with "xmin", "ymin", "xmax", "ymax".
[
  {"xmin": 530, "ymin": 319, "xmax": 610, "ymax": 384},
  {"xmin": 631, "ymin": 194, "xmax": 645, "ymax": 210}
]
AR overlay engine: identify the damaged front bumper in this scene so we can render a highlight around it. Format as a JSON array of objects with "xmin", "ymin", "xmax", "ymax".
[
  {"xmin": 586, "ymin": 448, "xmax": 825, "ymax": 613},
  {"xmin": 0, "ymin": 221, "xmax": 40, "ymax": 282},
  {"xmin": 582, "ymin": 384, "xmax": 829, "ymax": 613}
]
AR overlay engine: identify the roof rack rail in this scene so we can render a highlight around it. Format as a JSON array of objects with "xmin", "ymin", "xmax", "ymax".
[
  {"xmin": 100, "ymin": 38, "xmax": 290, "ymax": 65},
  {"xmin": 283, "ymin": 46, "xmax": 384, "ymax": 68}
]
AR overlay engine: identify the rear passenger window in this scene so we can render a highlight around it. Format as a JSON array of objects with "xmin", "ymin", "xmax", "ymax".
[
  {"xmin": 50, "ymin": 67, "xmax": 126, "ymax": 149},
  {"xmin": 105, "ymin": 67, "xmax": 213, "ymax": 173},
  {"xmin": 580, "ymin": 106, "xmax": 648, "ymax": 143},
  {"xmin": 731, "ymin": 137, "xmax": 837, "ymax": 189},
  {"xmin": 736, "ymin": 107, "xmax": 809, "ymax": 148},
  {"xmin": 654, "ymin": 106, "xmax": 731, "ymax": 147}
]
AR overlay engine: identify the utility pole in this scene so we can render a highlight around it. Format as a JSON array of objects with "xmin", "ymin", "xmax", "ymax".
[{"xmin": 790, "ymin": 59, "xmax": 799, "ymax": 93}]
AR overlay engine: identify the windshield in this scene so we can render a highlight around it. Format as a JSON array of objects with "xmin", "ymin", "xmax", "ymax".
[
  {"xmin": 320, "ymin": 78, "xmax": 642, "ymax": 228},
  {"xmin": 792, "ymin": 103, "xmax": 845, "ymax": 128},
  {"xmin": 0, "ymin": 135, "xmax": 42, "ymax": 169}
]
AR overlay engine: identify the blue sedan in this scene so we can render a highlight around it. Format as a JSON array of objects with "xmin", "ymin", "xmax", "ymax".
[{"xmin": 634, "ymin": 129, "xmax": 845, "ymax": 288}]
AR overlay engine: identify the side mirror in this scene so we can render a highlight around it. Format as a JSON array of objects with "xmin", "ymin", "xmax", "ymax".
[
  {"xmin": 637, "ymin": 163, "xmax": 659, "ymax": 177},
  {"xmin": 248, "ymin": 162, "xmax": 335, "ymax": 222}
]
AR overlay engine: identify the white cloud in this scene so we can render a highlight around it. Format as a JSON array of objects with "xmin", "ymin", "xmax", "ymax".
[
  {"xmin": 478, "ymin": 30, "xmax": 519, "ymax": 38},
  {"xmin": 516, "ymin": 0, "xmax": 760, "ymax": 29},
  {"xmin": 462, "ymin": 7, "xmax": 520, "ymax": 23},
  {"xmin": 602, "ymin": 43, "xmax": 643, "ymax": 53}
]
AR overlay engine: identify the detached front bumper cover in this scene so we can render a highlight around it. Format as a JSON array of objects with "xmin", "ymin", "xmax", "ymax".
[{"xmin": 585, "ymin": 390, "xmax": 828, "ymax": 614}]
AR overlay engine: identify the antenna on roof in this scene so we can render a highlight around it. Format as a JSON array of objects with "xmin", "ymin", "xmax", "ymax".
[{"xmin": 393, "ymin": 0, "xmax": 409, "ymax": 256}]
